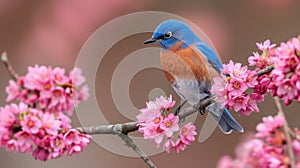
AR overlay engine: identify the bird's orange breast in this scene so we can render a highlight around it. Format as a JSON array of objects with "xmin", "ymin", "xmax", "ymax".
[{"xmin": 160, "ymin": 42, "xmax": 212, "ymax": 84}]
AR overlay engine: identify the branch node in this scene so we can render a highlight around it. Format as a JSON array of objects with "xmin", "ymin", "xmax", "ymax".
[
  {"xmin": 1, "ymin": 52, "xmax": 8, "ymax": 62},
  {"xmin": 1, "ymin": 52, "xmax": 19, "ymax": 80}
]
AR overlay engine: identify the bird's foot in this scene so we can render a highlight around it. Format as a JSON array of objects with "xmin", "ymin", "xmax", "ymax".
[
  {"xmin": 199, "ymin": 107, "xmax": 205, "ymax": 115},
  {"xmin": 174, "ymin": 100, "xmax": 187, "ymax": 116},
  {"xmin": 197, "ymin": 96, "xmax": 210, "ymax": 115}
]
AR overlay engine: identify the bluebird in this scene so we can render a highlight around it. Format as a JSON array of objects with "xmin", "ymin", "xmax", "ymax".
[{"xmin": 144, "ymin": 20, "xmax": 243, "ymax": 134}]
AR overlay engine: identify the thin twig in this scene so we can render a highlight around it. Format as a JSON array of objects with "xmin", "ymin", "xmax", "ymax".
[
  {"xmin": 274, "ymin": 97, "xmax": 295, "ymax": 168},
  {"xmin": 117, "ymin": 133, "xmax": 157, "ymax": 168},
  {"xmin": 1, "ymin": 52, "xmax": 19, "ymax": 80},
  {"xmin": 257, "ymin": 64, "xmax": 274, "ymax": 76},
  {"xmin": 76, "ymin": 122, "xmax": 138, "ymax": 135},
  {"xmin": 77, "ymin": 123, "xmax": 157, "ymax": 168},
  {"xmin": 289, "ymin": 128, "xmax": 300, "ymax": 141}
]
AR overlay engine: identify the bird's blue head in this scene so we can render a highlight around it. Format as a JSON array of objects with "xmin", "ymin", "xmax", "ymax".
[{"xmin": 144, "ymin": 20, "xmax": 199, "ymax": 50}]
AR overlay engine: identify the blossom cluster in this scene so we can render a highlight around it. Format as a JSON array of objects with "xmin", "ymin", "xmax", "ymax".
[
  {"xmin": 211, "ymin": 61, "xmax": 262, "ymax": 115},
  {"xmin": 6, "ymin": 65, "xmax": 89, "ymax": 114},
  {"xmin": 248, "ymin": 37, "xmax": 300, "ymax": 105},
  {"xmin": 211, "ymin": 36, "xmax": 300, "ymax": 115},
  {"xmin": 217, "ymin": 115, "xmax": 300, "ymax": 168},
  {"xmin": 268, "ymin": 37, "xmax": 300, "ymax": 105},
  {"xmin": 137, "ymin": 95, "xmax": 197, "ymax": 153},
  {"xmin": 0, "ymin": 65, "xmax": 91, "ymax": 161}
]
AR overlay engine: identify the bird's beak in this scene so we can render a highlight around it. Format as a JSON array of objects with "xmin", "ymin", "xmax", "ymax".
[{"xmin": 143, "ymin": 38, "xmax": 157, "ymax": 44}]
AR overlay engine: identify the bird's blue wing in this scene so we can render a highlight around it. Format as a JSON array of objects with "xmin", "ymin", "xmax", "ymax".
[{"xmin": 196, "ymin": 42, "xmax": 222, "ymax": 72}]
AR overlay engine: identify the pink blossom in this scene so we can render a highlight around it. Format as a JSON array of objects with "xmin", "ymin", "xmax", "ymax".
[
  {"xmin": 221, "ymin": 60, "xmax": 237, "ymax": 75},
  {"xmin": 46, "ymin": 87, "xmax": 66, "ymax": 111},
  {"xmin": 77, "ymin": 84, "xmax": 89, "ymax": 101},
  {"xmin": 69, "ymin": 67, "xmax": 85, "ymax": 86},
  {"xmin": 248, "ymin": 52, "xmax": 260, "ymax": 66},
  {"xmin": 292, "ymin": 140, "xmax": 300, "ymax": 155},
  {"xmin": 211, "ymin": 75, "xmax": 227, "ymax": 94},
  {"xmin": 174, "ymin": 139, "xmax": 187, "ymax": 153},
  {"xmin": 228, "ymin": 95, "xmax": 249, "ymax": 112},
  {"xmin": 0, "ymin": 105, "xmax": 16, "ymax": 128},
  {"xmin": 217, "ymin": 156, "xmax": 240, "ymax": 168},
  {"xmin": 24, "ymin": 65, "xmax": 52, "ymax": 90},
  {"xmin": 42, "ymin": 112, "xmax": 61, "ymax": 136},
  {"xmin": 5, "ymin": 80, "xmax": 20, "ymax": 102},
  {"xmin": 64, "ymin": 129, "xmax": 91, "ymax": 156},
  {"xmin": 66, "ymin": 145, "xmax": 83, "ymax": 156},
  {"xmin": 160, "ymin": 113, "xmax": 179, "ymax": 137},
  {"xmin": 21, "ymin": 114, "xmax": 42, "ymax": 134},
  {"xmin": 291, "ymin": 37, "xmax": 300, "ymax": 52},
  {"xmin": 256, "ymin": 39, "xmax": 276, "ymax": 51},
  {"xmin": 6, "ymin": 139, "xmax": 19, "ymax": 153},
  {"xmin": 41, "ymin": 135, "xmax": 52, "ymax": 150},
  {"xmin": 10, "ymin": 102, "xmax": 28, "ymax": 115},
  {"xmin": 14, "ymin": 131, "xmax": 32, "ymax": 153},
  {"xmin": 64, "ymin": 129, "xmax": 82, "ymax": 145},
  {"xmin": 163, "ymin": 138, "xmax": 175, "ymax": 153},
  {"xmin": 247, "ymin": 93, "xmax": 261, "ymax": 112},
  {"xmin": 142, "ymin": 115, "xmax": 165, "ymax": 146},
  {"xmin": 276, "ymin": 79, "xmax": 297, "ymax": 105},
  {"xmin": 57, "ymin": 113, "xmax": 71, "ymax": 129},
  {"xmin": 245, "ymin": 71, "xmax": 258, "ymax": 87},
  {"xmin": 136, "ymin": 108, "xmax": 161, "ymax": 124},
  {"xmin": 32, "ymin": 147, "xmax": 50, "ymax": 161},
  {"xmin": 227, "ymin": 78, "xmax": 248, "ymax": 97},
  {"xmin": 256, "ymin": 115, "xmax": 284, "ymax": 138},
  {"xmin": 179, "ymin": 122, "xmax": 197, "ymax": 145},
  {"xmin": 64, "ymin": 129, "xmax": 91, "ymax": 146},
  {"xmin": 0, "ymin": 134, "xmax": 10, "ymax": 146},
  {"xmin": 49, "ymin": 134, "xmax": 65, "ymax": 158},
  {"xmin": 137, "ymin": 95, "xmax": 176, "ymax": 124},
  {"xmin": 254, "ymin": 75, "xmax": 271, "ymax": 95},
  {"xmin": 155, "ymin": 95, "xmax": 176, "ymax": 110},
  {"xmin": 52, "ymin": 67, "xmax": 68, "ymax": 85}
]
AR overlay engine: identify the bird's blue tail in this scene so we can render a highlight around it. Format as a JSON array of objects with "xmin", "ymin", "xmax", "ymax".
[{"xmin": 206, "ymin": 102, "xmax": 244, "ymax": 134}]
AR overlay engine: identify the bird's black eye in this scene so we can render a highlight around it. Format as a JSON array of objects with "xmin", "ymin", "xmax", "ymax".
[{"xmin": 164, "ymin": 31, "xmax": 172, "ymax": 39}]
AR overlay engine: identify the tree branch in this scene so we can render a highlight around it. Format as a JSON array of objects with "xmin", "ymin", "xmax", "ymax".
[
  {"xmin": 257, "ymin": 64, "xmax": 274, "ymax": 76},
  {"xmin": 76, "ymin": 96, "xmax": 215, "ymax": 135},
  {"xmin": 1, "ymin": 52, "xmax": 19, "ymax": 81},
  {"xmin": 274, "ymin": 97, "xmax": 295, "ymax": 168}
]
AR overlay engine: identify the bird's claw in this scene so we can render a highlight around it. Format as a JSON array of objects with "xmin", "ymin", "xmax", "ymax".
[
  {"xmin": 198, "ymin": 96, "xmax": 209, "ymax": 115},
  {"xmin": 174, "ymin": 100, "xmax": 187, "ymax": 116},
  {"xmin": 174, "ymin": 107, "xmax": 181, "ymax": 116},
  {"xmin": 199, "ymin": 107, "xmax": 205, "ymax": 115}
]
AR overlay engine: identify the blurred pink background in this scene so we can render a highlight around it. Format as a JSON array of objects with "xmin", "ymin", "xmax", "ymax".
[{"xmin": 0, "ymin": 0, "xmax": 300, "ymax": 167}]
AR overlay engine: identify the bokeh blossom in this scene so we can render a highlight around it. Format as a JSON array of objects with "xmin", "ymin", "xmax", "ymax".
[
  {"xmin": 217, "ymin": 115, "xmax": 300, "ymax": 168},
  {"xmin": 137, "ymin": 95, "xmax": 197, "ymax": 153},
  {"xmin": 0, "ymin": 66, "xmax": 91, "ymax": 161}
]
